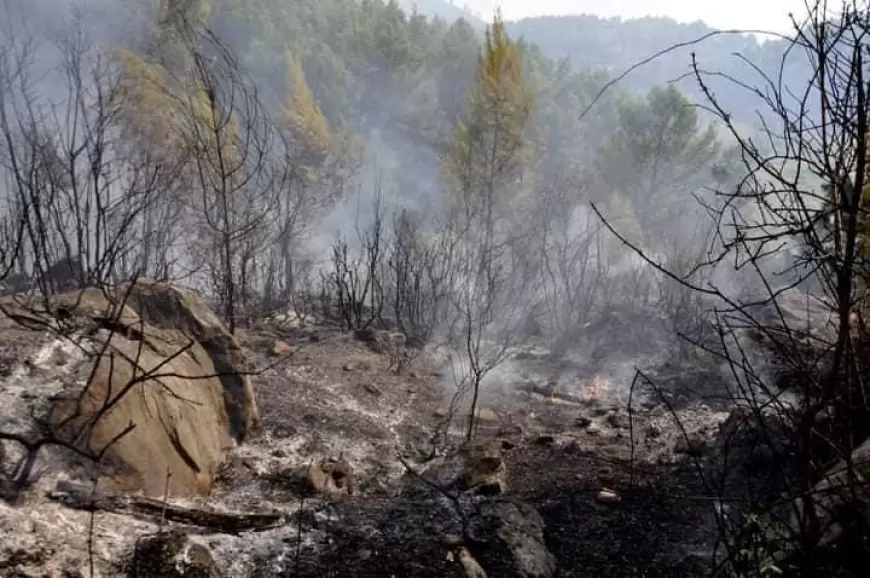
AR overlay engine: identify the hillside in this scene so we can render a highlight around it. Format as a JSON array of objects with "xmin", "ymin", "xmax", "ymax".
[
  {"xmin": 507, "ymin": 14, "xmax": 813, "ymax": 121},
  {"xmin": 369, "ymin": 3, "xmax": 813, "ymax": 123},
  {"xmin": 396, "ymin": 0, "xmax": 484, "ymax": 26}
]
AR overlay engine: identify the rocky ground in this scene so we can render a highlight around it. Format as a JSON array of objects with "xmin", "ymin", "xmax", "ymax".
[{"xmin": 0, "ymin": 303, "xmax": 766, "ymax": 577}]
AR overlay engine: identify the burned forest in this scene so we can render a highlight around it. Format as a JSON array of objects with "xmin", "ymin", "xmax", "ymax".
[{"xmin": 0, "ymin": 0, "xmax": 868, "ymax": 576}]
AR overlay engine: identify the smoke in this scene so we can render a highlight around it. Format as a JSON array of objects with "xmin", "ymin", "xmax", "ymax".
[{"xmin": 0, "ymin": 0, "xmax": 824, "ymax": 414}]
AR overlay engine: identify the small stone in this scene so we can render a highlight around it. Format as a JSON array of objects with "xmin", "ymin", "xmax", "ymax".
[
  {"xmin": 463, "ymin": 440, "xmax": 508, "ymax": 495},
  {"xmin": 307, "ymin": 458, "xmax": 354, "ymax": 495},
  {"xmin": 574, "ymin": 416, "xmax": 592, "ymax": 429},
  {"xmin": 597, "ymin": 488, "xmax": 621, "ymax": 504},
  {"xmin": 434, "ymin": 408, "xmax": 449, "ymax": 418},
  {"xmin": 458, "ymin": 547, "xmax": 488, "ymax": 578},
  {"xmin": 500, "ymin": 440, "xmax": 516, "ymax": 450},
  {"xmin": 586, "ymin": 423, "xmax": 602, "ymax": 436},
  {"xmin": 645, "ymin": 424, "xmax": 663, "ymax": 438},
  {"xmin": 474, "ymin": 407, "xmax": 499, "ymax": 422},
  {"xmin": 343, "ymin": 358, "xmax": 371, "ymax": 371},
  {"xmin": 272, "ymin": 340, "xmax": 293, "ymax": 357},
  {"xmin": 363, "ymin": 383, "xmax": 382, "ymax": 397},
  {"xmin": 271, "ymin": 448, "xmax": 287, "ymax": 458},
  {"xmin": 534, "ymin": 434, "xmax": 556, "ymax": 446}
]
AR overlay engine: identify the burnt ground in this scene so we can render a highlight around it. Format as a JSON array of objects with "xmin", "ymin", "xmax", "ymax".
[
  {"xmin": 0, "ymin": 310, "xmax": 734, "ymax": 577},
  {"xmin": 212, "ymin": 318, "xmax": 730, "ymax": 577},
  {"xmin": 251, "ymin": 445, "xmax": 717, "ymax": 578},
  {"xmin": 509, "ymin": 446, "xmax": 714, "ymax": 577}
]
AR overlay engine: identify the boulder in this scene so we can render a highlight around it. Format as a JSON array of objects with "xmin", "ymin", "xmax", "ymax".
[
  {"xmin": 121, "ymin": 280, "xmax": 260, "ymax": 438},
  {"xmin": 3, "ymin": 280, "xmax": 259, "ymax": 498},
  {"xmin": 467, "ymin": 500, "xmax": 556, "ymax": 578},
  {"xmin": 130, "ymin": 529, "xmax": 222, "ymax": 577}
]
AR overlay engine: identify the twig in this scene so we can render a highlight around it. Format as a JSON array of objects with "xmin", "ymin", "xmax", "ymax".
[
  {"xmin": 87, "ymin": 462, "xmax": 100, "ymax": 578},
  {"xmin": 159, "ymin": 467, "xmax": 172, "ymax": 533}
]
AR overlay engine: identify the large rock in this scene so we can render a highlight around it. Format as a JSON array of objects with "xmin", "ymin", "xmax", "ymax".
[
  {"xmin": 467, "ymin": 500, "xmax": 556, "ymax": 578},
  {"xmin": 3, "ymin": 280, "xmax": 259, "ymax": 498},
  {"xmin": 122, "ymin": 280, "xmax": 260, "ymax": 439}
]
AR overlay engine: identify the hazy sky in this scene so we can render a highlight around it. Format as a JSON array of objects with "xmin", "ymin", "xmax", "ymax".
[{"xmin": 465, "ymin": 0, "xmax": 808, "ymax": 32}]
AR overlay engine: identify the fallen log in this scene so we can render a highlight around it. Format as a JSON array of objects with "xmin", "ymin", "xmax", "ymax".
[{"xmin": 48, "ymin": 480, "xmax": 284, "ymax": 534}]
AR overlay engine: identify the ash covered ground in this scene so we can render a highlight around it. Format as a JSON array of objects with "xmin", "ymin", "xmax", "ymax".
[{"xmin": 0, "ymin": 290, "xmax": 827, "ymax": 578}]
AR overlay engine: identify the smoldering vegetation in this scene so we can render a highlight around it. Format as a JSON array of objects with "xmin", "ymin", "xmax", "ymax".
[{"xmin": 0, "ymin": 0, "xmax": 869, "ymax": 576}]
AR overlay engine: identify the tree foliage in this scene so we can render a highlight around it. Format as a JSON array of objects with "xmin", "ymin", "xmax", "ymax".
[{"xmin": 443, "ymin": 12, "xmax": 533, "ymax": 217}]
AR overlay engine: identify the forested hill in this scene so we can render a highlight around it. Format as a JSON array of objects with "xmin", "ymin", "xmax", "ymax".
[
  {"xmin": 505, "ymin": 15, "xmax": 812, "ymax": 119},
  {"xmin": 396, "ymin": 0, "xmax": 485, "ymax": 27},
  {"xmin": 10, "ymin": 0, "xmax": 807, "ymax": 137},
  {"xmin": 3, "ymin": 0, "xmax": 791, "ymax": 219},
  {"xmin": 386, "ymin": 2, "xmax": 812, "ymax": 121}
]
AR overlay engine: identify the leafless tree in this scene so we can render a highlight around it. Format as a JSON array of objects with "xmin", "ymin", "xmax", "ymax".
[
  {"xmin": 440, "ymin": 186, "xmax": 537, "ymax": 440},
  {"xmin": 593, "ymin": 2, "xmax": 870, "ymax": 574},
  {"xmin": 386, "ymin": 208, "xmax": 455, "ymax": 347},
  {"xmin": 535, "ymin": 176, "xmax": 609, "ymax": 356},
  {"xmin": 0, "ymin": 16, "xmax": 171, "ymax": 298},
  {"xmin": 328, "ymin": 189, "xmax": 388, "ymax": 331},
  {"xmin": 162, "ymin": 25, "xmax": 281, "ymax": 333}
]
